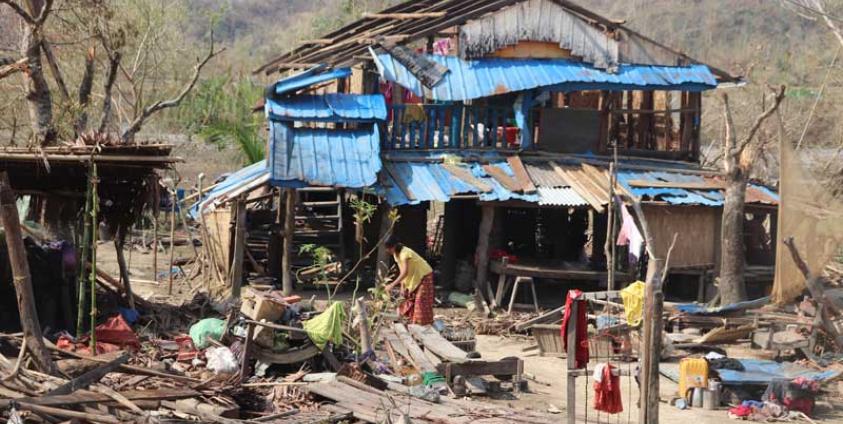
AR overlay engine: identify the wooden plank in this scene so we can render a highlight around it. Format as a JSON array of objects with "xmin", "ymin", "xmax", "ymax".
[
  {"xmin": 230, "ymin": 197, "xmax": 247, "ymax": 298},
  {"xmin": 380, "ymin": 328, "xmax": 411, "ymax": 362},
  {"xmin": 0, "ymin": 388, "xmax": 199, "ymax": 409},
  {"xmin": 549, "ymin": 161, "xmax": 604, "ymax": 212},
  {"xmin": 408, "ymin": 324, "xmax": 468, "ymax": 362},
  {"xmin": 46, "ymin": 353, "xmax": 129, "ymax": 396},
  {"xmin": 436, "ymin": 359, "xmax": 520, "ymax": 379},
  {"xmin": 392, "ymin": 324, "xmax": 436, "ymax": 373},
  {"xmin": 441, "ymin": 163, "xmax": 493, "ymax": 193},
  {"xmin": 506, "ymin": 156, "xmax": 537, "ymax": 193},
  {"xmin": 514, "ymin": 305, "xmax": 565, "ymax": 331},
  {"xmin": 482, "ymin": 164, "xmax": 521, "ymax": 192},
  {"xmin": 626, "ymin": 179, "xmax": 725, "ymax": 190}
]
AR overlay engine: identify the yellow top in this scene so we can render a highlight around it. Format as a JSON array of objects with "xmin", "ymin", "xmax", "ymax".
[{"xmin": 394, "ymin": 247, "xmax": 433, "ymax": 293}]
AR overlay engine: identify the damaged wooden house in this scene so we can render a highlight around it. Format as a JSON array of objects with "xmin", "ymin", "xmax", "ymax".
[{"xmin": 228, "ymin": 0, "xmax": 782, "ymax": 307}]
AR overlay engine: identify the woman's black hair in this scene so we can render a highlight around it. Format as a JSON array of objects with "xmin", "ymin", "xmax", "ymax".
[{"xmin": 385, "ymin": 234, "xmax": 403, "ymax": 253}]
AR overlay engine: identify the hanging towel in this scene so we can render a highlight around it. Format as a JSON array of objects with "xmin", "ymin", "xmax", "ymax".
[
  {"xmin": 303, "ymin": 302, "xmax": 346, "ymax": 349},
  {"xmin": 616, "ymin": 202, "xmax": 644, "ymax": 262},
  {"xmin": 594, "ymin": 363, "xmax": 623, "ymax": 414},
  {"xmin": 620, "ymin": 281, "xmax": 646, "ymax": 327},
  {"xmin": 560, "ymin": 289, "xmax": 589, "ymax": 369}
]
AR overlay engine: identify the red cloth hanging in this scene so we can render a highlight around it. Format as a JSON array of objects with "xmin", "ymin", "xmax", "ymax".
[
  {"xmin": 560, "ymin": 289, "xmax": 589, "ymax": 368},
  {"xmin": 594, "ymin": 363, "xmax": 623, "ymax": 414}
]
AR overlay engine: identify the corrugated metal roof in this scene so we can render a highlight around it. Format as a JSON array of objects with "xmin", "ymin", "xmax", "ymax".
[
  {"xmin": 379, "ymin": 152, "xmax": 539, "ymax": 206},
  {"xmin": 616, "ymin": 169, "xmax": 778, "ymax": 206},
  {"xmin": 537, "ymin": 187, "xmax": 588, "ymax": 207},
  {"xmin": 268, "ymin": 122, "xmax": 381, "ymax": 188},
  {"xmin": 373, "ymin": 53, "xmax": 718, "ymax": 101},
  {"xmin": 266, "ymin": 94, "xmax": 387, "ymax": 122},
  {"xmin": 189, "ymin": 160, "xmax": 269, "ymax": 219},
  {"xmin": 273, "ymin": 66, "xmax": 352, "ymax": 95},
  {"xmin": 525, "ymin": 162, "xmax": 566, "ymax": 187}
]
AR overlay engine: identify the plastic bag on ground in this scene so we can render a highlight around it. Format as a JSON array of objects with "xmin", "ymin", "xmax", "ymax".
[
  {"xmin": 205, "ymin": 346, "xmax": 238, "ymax": 375},
  {"xmin": 189, "ymin": 318, "xmax": 226, "ymax": 349}
]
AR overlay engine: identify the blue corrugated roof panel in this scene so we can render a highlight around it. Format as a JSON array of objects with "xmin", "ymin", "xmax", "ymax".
[
  {"xmin": 188, "ymin": 160, "xmax": 269, "ymax": 219},
  {"xmin": 379, "ymin": 153, "xmax": 539, "ymax": 206},
  {"xmin": 268, "ymin": 122, "xmax": 381, "ymax": 188},
  {"xmin": 614, "ymin": 169, "xmax": 780, "ymax": 206},
  {"xmin": 373, "ymin": 53, "xmax": 718, "ymax": 101},
  {"xmin": 273, "ymin": 67, "xmax": 353, "ymax": 95},
  {"xmin": 266, "ymin": 94, "xmax": 387, "ymax": 122}
]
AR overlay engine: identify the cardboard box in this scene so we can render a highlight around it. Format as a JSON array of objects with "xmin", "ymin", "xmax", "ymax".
[{"xmin": 241, "ymin": 288, "xmax": 285, "ymax": 322}]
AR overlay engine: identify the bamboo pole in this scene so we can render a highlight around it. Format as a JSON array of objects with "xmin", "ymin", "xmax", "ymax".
[
  {"xmin": 89, "ymin": 164, "xmax": 99, "ymax": 352},
  {"xmin": 0, "ymin": 172, "xmax": 58, "ymax": 375},
  {"xmin": 76, "ymin": 168, "xmax": 93, "ymax": 338},
  {"xmin": 168, "ymin": 183, "xmax": 177, "ymax": 295}
]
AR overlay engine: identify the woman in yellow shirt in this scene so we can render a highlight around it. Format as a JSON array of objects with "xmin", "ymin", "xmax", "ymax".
[{"xmin": 384, "ymin": 236, "xmax": 434, "ymax": 325}]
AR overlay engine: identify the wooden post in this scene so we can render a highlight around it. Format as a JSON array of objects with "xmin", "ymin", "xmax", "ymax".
[
  {"xmin": 230, "ymin": 196, "xmax": 247, "ymax": 298},
  {"xmin": 0, "ymin": 172, "xmax": 58, "ymax": 375},
  {"xmin": 114, "ymin": 226, "xmax": 135, "ymax": 310},
  {"xmin": 281, "ymin": 188, "xmax": 296, "ymax": 296},
  {"xmin": 439, "ymin": 201, "xmax": 460, "ymax": 291},
  {"xmin": 240, "ymin": 321, "xmax": 255, "ymax": 383},
  {"xmin": 606, "ymin": 162, "xmax": 617, "ymax": 291},
  {"xmin": 355, "ymin": 296, "xmax": 372, "ymax": 355},
  {"xmin": 639, "ymin": 258, "xmax": 665, "ymax": 424},
  {"xmin": 474, "ymin": 204, "xmax": 496, "ymax": 309},
  {"xmin": 566, "ymin": 300, "xmax": 578, "ymax": 424},
  {"xmin": 152, "ymin": 183, "xmax": 159, "ymax": 283},
  {"xmin": 168, "ymin": 185, "xmax": 177, "ymax": 295}
]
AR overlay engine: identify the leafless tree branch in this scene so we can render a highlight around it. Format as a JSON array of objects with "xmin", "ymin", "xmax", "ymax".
[
  {"xmin": 0, "ymin": 57, "xmax": 27, "ymax": 80},
  {"xmin": 739, "ymin": 85, "xmax": 786, "ymax": 150},
  {"xmin": 99, "ymin": 51, "xmax": 121, "ymax": 134},
  {"xmin": 0, "ymin": 0, "xmax": 36, "ymax": 25},
  {"xmin": 120, "ymin": 37, "xmax": 223, "ymax": 143},
  {"xmin": 74, "ymin": 46, "xmax": 96, "ymax": 135}
]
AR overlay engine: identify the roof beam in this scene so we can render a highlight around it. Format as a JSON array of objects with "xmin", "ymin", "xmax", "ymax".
[{"xmin": 362, "ymin": 12, "xmax": 447, "ymax": 19}]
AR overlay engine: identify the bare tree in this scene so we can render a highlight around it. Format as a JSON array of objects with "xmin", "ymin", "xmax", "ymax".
[
  {"xmin": 783, "ymin": 0, "xmax": 843, "ymax": 48},
  {"xmin": 719, "ymin": 85, "xmax": 786, "ymax": 305},
  {"xmin": 1, "ymin": 0, "xmax": 55, "ymax": 145},
  {"xmin": 1, "ymin": 0, "xmax": 221, "ymax": 144}
]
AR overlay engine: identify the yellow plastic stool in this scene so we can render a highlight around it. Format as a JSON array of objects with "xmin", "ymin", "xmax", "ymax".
[{"xmin": 678, "ymin": 358, "xmax": 709, "ymax": 399}]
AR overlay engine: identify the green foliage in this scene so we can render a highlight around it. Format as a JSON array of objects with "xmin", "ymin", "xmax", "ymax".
[
  {"xmin": 299, "ymin": 244, "xmax": 335, "ymax": 274},
  {"xmin": 178, "ymin": 75, "xmax": 265, "ymax": 164},
  {"xmin": 350, "ymin": 197, "xmax": 377, "ymax": 225}
]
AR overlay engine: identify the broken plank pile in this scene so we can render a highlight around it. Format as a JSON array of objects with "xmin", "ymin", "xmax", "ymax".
[
  {"xmin": 308, "ymin": 376, "xmax": 559, "ymax": 424},
  {"xmin": 380, "ymin": 323, "xmax": 524, "ymax": 395}
]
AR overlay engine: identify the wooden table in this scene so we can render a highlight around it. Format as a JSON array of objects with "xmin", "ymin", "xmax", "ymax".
[{"xmin": 489, "ymin": 259, "xmax": 633, "ymax": 306}]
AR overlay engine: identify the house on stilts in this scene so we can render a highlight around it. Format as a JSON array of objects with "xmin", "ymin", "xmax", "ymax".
[{"xmin": 209, "ymin": 0, "xmax": 779, "ymax": 306}]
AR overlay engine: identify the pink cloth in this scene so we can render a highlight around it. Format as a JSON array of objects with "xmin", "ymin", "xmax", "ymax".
[{"xmin": 616, "ymin": 202, "xmax": 644, "ymax": 261}]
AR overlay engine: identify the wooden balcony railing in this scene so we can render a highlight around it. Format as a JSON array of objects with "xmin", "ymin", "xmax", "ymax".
[{"xmin": 384, "ymin": 104, "xmax": 519, "ymax": 150}]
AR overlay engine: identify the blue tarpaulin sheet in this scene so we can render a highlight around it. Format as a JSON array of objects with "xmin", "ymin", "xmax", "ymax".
[{"xmin": 661, "ymin": 359, "xmax": 841, "ymax": 386}]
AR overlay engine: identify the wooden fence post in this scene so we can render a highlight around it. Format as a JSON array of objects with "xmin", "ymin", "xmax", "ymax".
[
  {"xmin": 0, "ymin": 172, "xmax": 58, "ymax": 375},
  {"xmin": 566, "ymin": 300, "xmax": 579, "ymax": 424},
  {"xmin": 230, "ymin": 196, "xmax": 247, "ymax": 298},
  {"xmin": 281, "ymin": 188, "xmax": 296, "ymax": 296}
]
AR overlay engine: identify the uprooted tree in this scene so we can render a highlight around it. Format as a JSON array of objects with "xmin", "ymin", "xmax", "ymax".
[
  {"xmin": 0, "ymin": 0, "xmax": 222, "ymax": 145},
  {"xmin": 718, "ymin": 85, "xmax": 786, "ymax": 305}
]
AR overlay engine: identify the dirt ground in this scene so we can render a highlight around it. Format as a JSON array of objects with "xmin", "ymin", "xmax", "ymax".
[
  {"xmin": 472, "ymin": 333, "xmax": 843, "ymax": 423},
  {"xmin": 95, "ymin": 242, "xmax": 843, "ymax": 423}
]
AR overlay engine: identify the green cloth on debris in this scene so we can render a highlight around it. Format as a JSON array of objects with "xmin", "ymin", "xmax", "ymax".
[
  {"xmin": 303, "ymin": 302, "xmax": 346, "ymax": 349},
  {"xmin": 189, "ymin": 318, "xmax": 226, "ymax": 349},
  {"xmin": 422, "ymin": 371, "xmax": 445, "ymax": 386}
]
